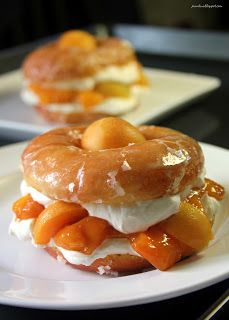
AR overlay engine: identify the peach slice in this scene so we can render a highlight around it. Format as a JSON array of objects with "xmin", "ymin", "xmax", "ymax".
[
  {"xmin": 130, "ymin": 226, "xmax": 183, "ymax": 271},
  {"xmin": 95, "ymin": 82, "xmax": 130, "ymax": 98},
  {"xmin": 54, "ymin": 216, "xmax": 111, "ymax": 254},
  {"xmin": 33, "ymin": 201, "xmax": 88, "ymax": 245},
  {"xmin": 77, "ymin": 90, "xmax": 104, "ymax": 110},
  {"xmin": 160, "ymin": 201, "xmax": 213, "ymax": 251},
  {"xmin": 29, "ymin": 84, "xmax": 76, "ymax": 104},
  {"xmin": 58, "ymin": 30, "xmax": 96, "ymax": 50},
  {"xmin": 12, "ymin": 194, "xmax": 44, "ymax": 220}
]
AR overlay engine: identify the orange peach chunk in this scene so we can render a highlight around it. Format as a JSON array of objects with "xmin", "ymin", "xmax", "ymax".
[
  {"xmin": 33, "ymin": 201, "xmax": 88, "ymax": 245},
  {"xmin": 54, "ymin": 216, "xmax": 111, "ymax": 254},
  {"xmin": 12, "ymin": 194, "xmax": 44, "ymax": 219},
  {"xmin": 130, "ymin": 226, "xmax": 183, "ymax": 271},
  {"xmin": 160, "ymin": 201, "xmax": 213, "ymax": 251},
  {"xmin": 29, "ymin": 84, "xmax": 77, "ymax": 104},
  {"xmin": 136, "ymin": 71, "xmax": 149, "ymax": 86},
  {"xmin": 95, "ymin": 82, "xmax": 130, "ymax": 98},
  {"xmin": 204, "ymin": 178, "xmax": 224, "ymax": 200},
  {"xmin": 77, "ymin": 90, "xmax": 104, "ymax": 110}
]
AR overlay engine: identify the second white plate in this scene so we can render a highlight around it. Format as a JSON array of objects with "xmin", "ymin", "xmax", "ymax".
[{"xmin": 0, "ymin": 68, "xmax": 220, "ymax": 138}]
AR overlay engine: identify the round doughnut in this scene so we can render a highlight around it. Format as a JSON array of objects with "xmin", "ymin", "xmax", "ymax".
[
  {"xmin": 22, "ymin": 125, "xmax": 204, "ymax": 205},
  {"xmin": 35, "ymin": 105, "xmax": 110, "ymax": 124},
  {"xmin": 46, "ymin": 247, "xmax": 151, "ymax": 274},
  {"xmin": 23, "ymin": 38, "xmax": 136, "ymax": 83}
]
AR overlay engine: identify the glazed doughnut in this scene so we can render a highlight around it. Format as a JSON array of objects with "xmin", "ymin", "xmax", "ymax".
[
  {"xmin": 23, "ymin": 38, "xmax": 136, "ymax": 83},
  {"xmin": 22, "ymin": 125, "xmax": 204, "ymax": 205},
  {"xmin": 11, "ymin": 118, "xmax": 225, "ymax": 274}
]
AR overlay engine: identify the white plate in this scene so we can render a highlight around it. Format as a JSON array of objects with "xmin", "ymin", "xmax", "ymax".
[
  {"xmin": 0, "ymin": 141, "xmax": 228, "ymax": 310},
  {"xmin": 0, "ymin": 69, "xmax": 220, "ymax": 139}
]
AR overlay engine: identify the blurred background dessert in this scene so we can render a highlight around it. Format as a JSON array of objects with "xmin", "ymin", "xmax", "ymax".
[{"xmin": 21, "ymin": 30, "xmax": 148, "ymax": 124}]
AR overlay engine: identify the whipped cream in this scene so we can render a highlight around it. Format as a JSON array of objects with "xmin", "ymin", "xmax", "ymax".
[
  {"xmin": 83, "ymin": 195, "xmax": 180, "ymax": 234},
  {"xmin": 57, "ymin": 238, "xmax": 139, "ymax": 266},
  {"xmin": 46, "ymin": 95, "xmax": 138, "ymax": 115},
  {"xmin": 202, "ymin": 193, "xmax": 221, "ymax": 223},
  {"xmin": 21, "ymin": 89, "xmax": 39, "ymax": 105},
  {"xmin": 82, "ymin": 169, "xmax": 207, "ymax": 233},
  {"xmin": 9, "ymin": 215, "xmax": 34, "ymax": 241},
  {"xmin": 21, "ymin": 180, "xmax": 53, "ymax": 207},
  {"xmin": 94, "ymin": 62, "xmax": 140, "ymax": 84}
]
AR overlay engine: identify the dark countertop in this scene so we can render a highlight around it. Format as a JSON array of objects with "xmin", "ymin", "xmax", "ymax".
[{"xmin": 0, "ymin": 25, "xmax": 228, "ymax": 319}]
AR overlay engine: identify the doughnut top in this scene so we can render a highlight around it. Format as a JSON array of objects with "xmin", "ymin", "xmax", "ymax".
[
  {"xmin": 22, "ymin": 31, "xmax": 136, "ymax": 83},
  {"xmin": 22, "ymin": 121, "xmax": 204, "ymax": 205}
]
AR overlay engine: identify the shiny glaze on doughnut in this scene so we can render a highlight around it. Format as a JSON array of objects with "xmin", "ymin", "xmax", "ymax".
[
  {"xmin": 23, "ymin": 38, "xmax": 136, "ymax": 83},
  {"xmin": 22, "ymin": 125, "xmax": 204, "ymax": 205}
]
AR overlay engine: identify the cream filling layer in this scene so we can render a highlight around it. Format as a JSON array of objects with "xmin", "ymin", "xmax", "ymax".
[
  {"xmin": 9, "ymin": 193, "xmax": 222, "ymax": 266},
  {"xmin": 57, "ymin": 238, "xmax": 139, "ymax": 266},
  {"xmin": 82, "ymin": 172, "xmax": 204, "ymax": 234},
  {"xmin": 21, "ymin": 85, "xmax": 147, "ymax": 115},
  {"xmin": 9, "ymin": 216, "xmax": 34, "ymax": 241},
  {"xmin": 23, "ymin": 61, "xmax": 141, "ymax": 90},
  {"xmin": 45, "ymin": 96, "xmax": 138, "ymax": 115},
  {"xmin": 20, "ymin": 180, "xmax": 53, "ymax": 207},
  {"xmin": 84, "ymin": 195, "xmax": 180, "ymax": 234},
  {"xmin": 20, "ymin": 169, "xmax": 205, "ymax": 235},
  {"xmin": 8, "ymin": 215, "xmax": 139, "ymax": 265},
  {"xmin": 10, "ymin": 168, "xmax": 209, "ymax": 268}
]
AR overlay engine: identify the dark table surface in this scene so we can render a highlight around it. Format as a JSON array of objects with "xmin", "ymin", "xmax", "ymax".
[{"xmin": 0, "ymin": 25, "xmax": 228, "ymax": 319}]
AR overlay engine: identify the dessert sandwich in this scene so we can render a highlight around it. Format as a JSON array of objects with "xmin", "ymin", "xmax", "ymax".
[
  {"xmin": 10, "ymin": 117, "xmax": 226, "ymax": 275},
  {"xmin": 21, "ymin": 30, "xmax": 149, "ymax": 124}
]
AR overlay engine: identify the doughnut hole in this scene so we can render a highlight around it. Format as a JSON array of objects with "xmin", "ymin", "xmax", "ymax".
[
  {"xmin": 58, "ymin": 30, "xmax": 96, "ymax": 50},
  {"xmin": 81, "ymin": 117, "xmax": 146, "ymax": 150}
]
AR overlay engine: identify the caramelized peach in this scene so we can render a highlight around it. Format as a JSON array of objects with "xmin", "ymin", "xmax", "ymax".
[
  {"xmin": 12, "ymin": 194, "xmax": 44, "ymax": 219},
  {"xmin": 130, "ymin": 226, "xmax": 182, "ymax": 271},
  {"xmin": 77, "ymin": 90, "xmax": 104, "ymax": 110},
  {"xmin": 95, "ymin": 82, "xmax": 130, "ymax": 98},
  {"xmin": 204, "ymin": 178, "xmax": 224, "ymax": 200},
  {"xmin": 136, "ymin": 71, "xmax": 149, "ymax": 86},
  {"xmin": 81, "ymin": 117, "xmax": 146, "ymax": 150},
  {"xmin": 33, "ymin": 201, "xmax": 88, "ymax": 245},
  {"xmin": 160, "ymin": 201, "xmax": 213, "ymax": 251},
  {"xmin": 58, "ymin": 30, "xmax": 96, "ymax": 50},
  {"xmin": 54, "ymin": 216, "xmax": 111, "ymax": 254},
  {"xmin": 29, "ymin": 84, "xmax": 76, "ymax": 104}
]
